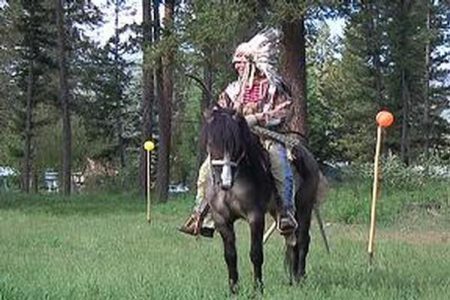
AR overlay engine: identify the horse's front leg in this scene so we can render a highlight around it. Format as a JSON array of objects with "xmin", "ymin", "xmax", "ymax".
[
  {"xmin": 216, "ymin": 221, "xmax": 239, "ymax": 294},
  {"xmin": 249, "ymin": 213, "xmax": 265, "ymax": 294}
]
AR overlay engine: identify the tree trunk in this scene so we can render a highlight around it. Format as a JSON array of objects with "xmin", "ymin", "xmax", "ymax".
[
  {"xmin": 281, "ymin": 15, "xmax": 308, "ymax": 137},
  {"xmin": 23, "ymin": 59, "xmax": 34, "ymax": 193},
  {"xmin": 55, "ymin": 0, "xmax": 72, "ymax": 195},
  {"xmin": 153, "ymin": 0, "xmax": 163, "ymax": 200},
  {"xmin": 400, "ymin": 69, "xmax": 410, "ymax": 165},
  {"xmin": 423, "ymin": 3, "xmax": 430, "ymax": 157},
  {"xmin": 399, "ymin": 0, "xmax": 413, "ymax": 165},
  {"xmin": 155, "ymin": 0, "xmax": 174, "ymax": 203},
  {"xmin": 22, "ymin": 0, "xmax": 39, "ymax": 193},
  {"xmin": 118, "ymin": 120, "xmax": 126, "ymax": 167},
  {"xmin": 140, "ymin": 0, "xmax": 154, "ymax": 194},
  {"xmin": 32, "ymin": 165, "xmax": 39, "ymax": 193},
  {"xmin": 114, "ymin": 0, "xmax": 126, "ymax": 168}
]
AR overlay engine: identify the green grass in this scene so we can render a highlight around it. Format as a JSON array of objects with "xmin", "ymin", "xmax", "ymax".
[
  {"xmin": 0, "ymin": 187, "xmax": 449, "ymax": 300},
  {"xmin": 322, "ymin": 180, "xmax": 449, "ymax": 225}
]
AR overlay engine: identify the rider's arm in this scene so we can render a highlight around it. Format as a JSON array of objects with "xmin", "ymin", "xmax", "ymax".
[{"xmin": 245, "ymin": 92, "xmax": 291, "ymax": 128}]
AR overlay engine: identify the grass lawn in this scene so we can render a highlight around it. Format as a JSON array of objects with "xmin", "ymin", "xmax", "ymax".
[{"xmin": 0, "ymin": 188, "xmax": 449, "ymax": 299}]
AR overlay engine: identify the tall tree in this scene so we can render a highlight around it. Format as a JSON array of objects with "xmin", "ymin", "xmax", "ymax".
[
  {"xmin": 155, "ymin": 0, "xmax": 175, "ymax": 203},
  {"xmin": 114, "ymin": 0, "xmax": 126, "ymax": 168},
  {"xmin": 281, "ymin": 15, "xmax": 308, "ymax": 136},
  {"xmin": 425, "ymin": 0, "xmax": 450, "ymax": 155},
  {"xmin": 366, "ymin": 1, "xmax": 387, "ymax": 106},
  {"xmin": 386, "ymin": 0, "xmax": 428, "ymax": 164},
  {"xmin": 306, "ymin": 23, "xmax": 342, "ymax": 162},
  {"xmin": 22, "ymin": 0, "xmax": 39, "ymax": 193},
  {"xmin": 320, "ymin": 28, "xmax": 378, "ymax": 162},
  {"xmin": 1, "ymin": 1, "xmax": 56, "ymax": 192},
  {"xmin": 271, "ymin": 1, "xmax": 341, "ymax": 137},
  {"xmin": 152, "ymin": 0, "xmax": 163, "ymax": 200},
  {"xmin": 319, "ymin": 0, "xmax": 449, "ymax": 163},
  {"xmin": 140, "ymin": 0, "xmax": 154, "ymax": 194},
  {"xmin": 73, "ymin": 1, "xmax": 135, "ymax": 168},
  {"xmin": 423, "ymin": 1, "xmax": 431, "ymax": 157},
  {"xmin": 55, "ymin": 0, "xmax": 72, "ymax": 195}
]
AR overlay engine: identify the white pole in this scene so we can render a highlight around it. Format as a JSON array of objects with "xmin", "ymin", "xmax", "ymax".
[
  {"xmin": 368, "ymin": 126, "xmax": 382, "ymax": 263},
  {"xmin": 263, "ymin": 221, "xmax": 277, "ymax": 244}
]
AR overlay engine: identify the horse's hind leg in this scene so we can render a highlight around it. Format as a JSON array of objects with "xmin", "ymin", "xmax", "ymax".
[
  {"xmin": 216, "ymin": 222, "xmax": 239, "ymax": 294},
  {"xmin": 295, "ymin": 205, "xmax": 312, "ymax": 282},
  {"xmin": 249, "ymin": 214, "xmax": 265, "ymax": 293}
]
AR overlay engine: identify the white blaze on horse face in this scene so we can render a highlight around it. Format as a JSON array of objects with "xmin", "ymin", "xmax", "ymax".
[{"xmin": 221, "ymin": 152, "xmax": 233, "ymax": 189}]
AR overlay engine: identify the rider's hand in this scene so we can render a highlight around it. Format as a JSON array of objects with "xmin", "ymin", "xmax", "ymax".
[
  {"xmin": 266, "ymin": 101, "xmax": 292, "ymax": 119},
  {"xmin": 273, "ymin": 101, "xmax": 291, "ymax": 113}
]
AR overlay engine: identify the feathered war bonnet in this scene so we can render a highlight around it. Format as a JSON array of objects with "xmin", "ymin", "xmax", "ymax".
[{"xmin": 232, "ymin": 28, "xmax": 286, "ymax": 94}]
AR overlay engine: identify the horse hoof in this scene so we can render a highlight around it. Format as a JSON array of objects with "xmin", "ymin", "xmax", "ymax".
[
  {"xmin": 254, "ymin": 281, "xmax": 264, "ymax": 294},
  {"xmin": 229, "ymin": 282, "xmax": 239, "ymax": 295},
  {"xmin": 294, "ymin": 273, "xmax": 307, "ymax": 285}
]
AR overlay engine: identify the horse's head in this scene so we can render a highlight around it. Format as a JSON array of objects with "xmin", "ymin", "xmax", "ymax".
[{"xmin": 203, "ymin": 106, "xmax": 251, "ymax": 190}]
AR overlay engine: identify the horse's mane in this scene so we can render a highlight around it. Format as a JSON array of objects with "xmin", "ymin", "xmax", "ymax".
[{"xmin": 202, "ymin": 107, "xmax": 270, "ymax": 180}]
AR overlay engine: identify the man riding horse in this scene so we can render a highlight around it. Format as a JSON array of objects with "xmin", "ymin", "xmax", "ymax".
[{"xmin": 180, "ymin": 28, "xmax": 298, "ymax": 237}]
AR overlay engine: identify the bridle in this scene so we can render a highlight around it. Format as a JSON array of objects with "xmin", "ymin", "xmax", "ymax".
[
  {"xmin": 210, "ymin": 151, "xmax": 245, "ymax": 168},
  {"xmin": 210, "ymin": 150, "xmax": 246, "ymax": 189}
]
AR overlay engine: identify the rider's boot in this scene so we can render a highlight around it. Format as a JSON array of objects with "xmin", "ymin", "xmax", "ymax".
[
  {"xmin": 277, "ymin": 199, "xmax": 298, "ymax": 235},
  {"xmin": 178, "ymin": 198, "xmax": 214, "ymax": 238},
  {"xmin": 277, "ymin": 204, "xmax": 298, "ymax": 235}
]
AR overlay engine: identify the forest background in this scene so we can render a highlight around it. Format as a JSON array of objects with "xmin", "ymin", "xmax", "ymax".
[{"xmin": 0, "ymin": 0, "xmax": 449, "ymax": 201}]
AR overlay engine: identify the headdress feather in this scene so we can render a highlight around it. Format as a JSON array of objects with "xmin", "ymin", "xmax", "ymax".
[{"xmin": 233, "ymin": 28, "xmax": 288, "ymax": 96}]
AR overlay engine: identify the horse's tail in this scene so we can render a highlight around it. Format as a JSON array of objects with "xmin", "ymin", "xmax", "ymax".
[
  {"xmin": 313, "ymin": 171, "xmax": 330, "ymax": 253},
  {"xmin": 315, "ymin": 171, "xmax": 329, "ymax": 207}
]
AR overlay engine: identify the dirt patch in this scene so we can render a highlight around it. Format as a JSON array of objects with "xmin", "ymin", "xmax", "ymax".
[{"xmin": 379, "ymin": 230, "xmax": 449, "ymax": 245}]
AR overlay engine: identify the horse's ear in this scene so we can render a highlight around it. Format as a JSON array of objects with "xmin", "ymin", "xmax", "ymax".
[
  {"xmin": 204, "ymin": 103, "xmax": 221, "ymax": 122},
  {"xmin": 203, "ymin": 105, "xmax": 218, "ymax": 123},
  {"xmin": 203, "ymin": 108, "xmax": 212, "ymax": 122}
]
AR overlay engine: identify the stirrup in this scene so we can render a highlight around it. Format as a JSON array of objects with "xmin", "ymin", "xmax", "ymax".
[{"xmin": 178, "ymin": 214, "xmax": 201, "ymax": 236}]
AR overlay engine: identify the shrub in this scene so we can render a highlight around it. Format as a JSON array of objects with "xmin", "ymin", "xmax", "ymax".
[{"xmin": 322, "ymin": 154, "xmax": 449, "ymax": 224}]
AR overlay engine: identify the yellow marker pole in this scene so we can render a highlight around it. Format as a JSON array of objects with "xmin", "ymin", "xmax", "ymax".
[
  {"xmin": 368, "ymin": 111, "xmax": 394, "ymax": 265},
  {"xmin": 144, "ymin": 141, "xmax": 155, "ymax": 223}
]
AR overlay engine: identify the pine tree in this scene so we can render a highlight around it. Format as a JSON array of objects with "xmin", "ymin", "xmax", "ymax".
[
  {"xmin": 0, "ymin": 3, "xmax": 22, "ymax": 166},
  {"xmin": 1, "ymin": 0, "xmax": 57, "ymax": 192},
  {"xmin": 424, "ymin": 0, "xmax": 450, "ymax": 156},
  {"xmin": 155, "ymin": 0, "xmax": 175, "ymax": 203},
  {"xmin": 55, "ymin": 0, "xmax": 72, "ymax": 195},
  {"xmin": 140, "ymin": 0, "xmax": 155, "ymax": 194},
  {"xmin": 307, "ymin": 23, "xmax": 342, "ymax": 162}
]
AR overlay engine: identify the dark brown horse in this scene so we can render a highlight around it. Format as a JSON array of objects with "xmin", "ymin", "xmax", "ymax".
[{"xmin": 203, "ymin": 107, "xmax": 324, "ymax": 294}]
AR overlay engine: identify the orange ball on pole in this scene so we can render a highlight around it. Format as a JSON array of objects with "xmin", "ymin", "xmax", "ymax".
[{"xmin": 376, "ymin": 111, "xmax": 394, "ymax": 128}]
